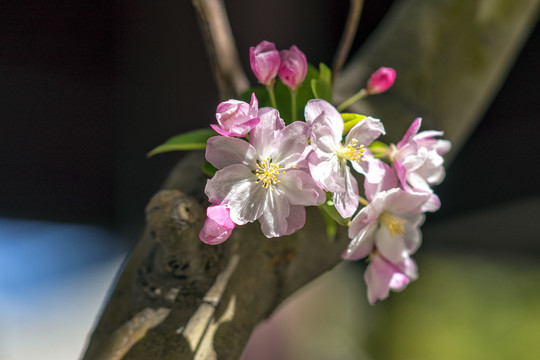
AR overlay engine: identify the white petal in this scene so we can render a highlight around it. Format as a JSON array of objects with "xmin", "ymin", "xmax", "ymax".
[
  {"xmin": 258, "ymin": 188, "xmax": 290, "ymax": 237},
  {"xmin": 271, "ymin": 121, "xmax": 310, "ymax": 165},
  {"xmin": 278, "ymin": 170, "xmax": 325, "ymax": 206},
  {"xmin": 333, "ymin": 166, "xmax": 359, "ymax": 218},
  {"xmin": 310, "ymin": 116, "xmax": 341, "ymax": 154},
  {"xmin": 345, "ymin": 116, "xmax": 385, "ymax": 146},
  {"xmin": 344, "ymin": 218, "xmax": 377, "ymax": 260},
  {"xmin": 205, "ymin": 164, "xmax": 265, "ymax": 224},
  {"xmin": 206, "ymin": 136, "xmax": 257, "ymax": 169},
  {"xmin": 375, "ymin": 226, "xmax": 408, "ymax": 264},
  {"xmin": 308, "ymin": 152, "xmax": 345, "ymax": 193},
  {"xmin": 305, "ymin": 99, "xmax": 344, "ymax": 133},
  {"xmin": 250, "ymin": 107, "xmax": 284, "ymax": 157}
]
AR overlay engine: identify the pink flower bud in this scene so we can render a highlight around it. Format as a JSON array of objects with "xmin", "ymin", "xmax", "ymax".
[
  {"xmin": 278, "ymin": 45, "xmax": 307, "ymax": 90},
  {"xmin": 211, "ymin": 93, "xmax": 260, "ymax": 137},
  {"xmin": 366, "ymin": 67, "xmax": 396, "ymax": 94},
  {"xmin": 250, "ymin": 41, "xmax": 281, "ymax": 85},
  {"xmin": 199, "ymin": 205, "xmax": 236, "ymax": 245}
]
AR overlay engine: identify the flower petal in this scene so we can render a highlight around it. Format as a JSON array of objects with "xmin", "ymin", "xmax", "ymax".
[
  {"xmin": 305, "ymin": 99, "xmax": 344, "ymax": 132},
  {"xmin": 310, "ymin": 116, "xmax": 341, "ymax": 155},
  {"xmin": 271, "ymin": 121, "xmax": 310, "ymax": 166},
  {"xmin": 278, "ymin": 169, "xmax": 325, "ymax": 206},
  {"xmin": 205, "ymin": 164, "xmax": 265, "ymax": 224},
  {"xmin": 375, "ymin": 225, "xmax": 408, "ymax": 264},
  {"xmin": 250, "ymin": 107, "xmax": 284, "ymax": 157},
  {"xmin": 205, "ymin": 136, "xmax": 257, "ymax": 169},
  {"xmin": 344, "ymin": 216, "xmax": 377, "ymax": 260},
  {"xmin": 333, "ymin": 166, "xmax": 359, "ymax": 218},
  {"xmin": 283, "ymin": 205, "xmax": 306, "ymax": 236},
  {"xmin": 397, "ymin": 117, "xmax": 422, "ymax": 148},
  {"xmin": 308, "ymin": 152, "xmax": 345, "ymax": 193},
  {"xmin": 363, "ymin": 160, "xmax": 398, "ymax": 201},
  {"xmin": 345, "ymin": 116, "xmax": 385, "ymax": 147},
  {"xmin": 258, "ymin": 188, "xmax": 290, "ymax": 237}
]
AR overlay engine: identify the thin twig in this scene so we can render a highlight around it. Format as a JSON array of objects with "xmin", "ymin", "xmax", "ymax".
[
  {"xmin": 332, "ymin": 0, "xmax": 364, "ymax": 82},
  {"xmin": 192, "ymin": 0, "xmax": 249, "ymax": 99}
]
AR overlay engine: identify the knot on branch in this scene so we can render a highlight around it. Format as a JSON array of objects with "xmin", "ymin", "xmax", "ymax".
[{"xmin": 141, "ymin": 190, "xmax": 226, "ymax": 302}]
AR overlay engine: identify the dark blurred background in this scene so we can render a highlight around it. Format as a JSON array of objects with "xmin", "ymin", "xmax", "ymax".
[{"xmin": 0, "ymin": 1, "xmax": 539, "ymax": 359}]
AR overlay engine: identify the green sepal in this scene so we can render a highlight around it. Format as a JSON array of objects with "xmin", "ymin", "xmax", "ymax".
[
  {"xmin": 147, "ymin": 128, "xmax": 215, "ymax": 157},
  {"xmin": 369, "ymin": 140, "xmax": 390, "ymax": 158},
  {"xmin": 311, "ymin": 63, "xmax": 333, "ymax": 102},
  {"xmin": 341, "ymin": 113, "xmax": 367, "ymax": 135},
  {"xmin": 319, "ymin": 192, "xmax": 350, "ymax": 227},
  {"xmin": 201, "ymin": 161, "xmax": 218, "ymax": 177}
]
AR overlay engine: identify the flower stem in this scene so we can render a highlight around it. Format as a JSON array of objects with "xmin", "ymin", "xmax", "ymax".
[
  {"xmin": 266, "ymin": 84, "xmax": 277, "ymax": 108},
  {"xmin": 358, "ymin": 196, "xmax": 370, "ymax": 206},
  {"xmin": 337, "ymin": 88, "xmax": 367, "ymax": 112},
  {"xmin": 291, "ymin": 89, "xmax": 297, "ymax": 122}
]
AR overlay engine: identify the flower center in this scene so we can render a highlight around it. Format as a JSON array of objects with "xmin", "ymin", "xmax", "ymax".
[
  {"xmin": 337, "ymin": 138, "xmax": 366, "ymax": 162},
  {"xmin": 379, "ymin": 212, "xmax": 405, "ymax": 237},
  {"xmin": 255, "ymin": 158, "xmax": 284, "ymax": 190}
]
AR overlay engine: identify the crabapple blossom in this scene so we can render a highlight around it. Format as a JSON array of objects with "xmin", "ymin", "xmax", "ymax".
[
  {"xmin": 364, "ymin": 250, "xmax": 418, "ymax": 304},
  {"xmin": 199, "ymin": 205, "xmax": 236, "ymax": 245},
  {"xmin": 392, "ymin": 118, "xmax": 451, "ymax": 211},
  {"xmin": 211, "ymin": 93, "xmax": 260, "ymax": 137},
  {"xmin": 278, "ymin": 45, "xmax": 308, "ymax": 90},
  {"xmin": 305, "ymin": 99, "xmax": 385, "ymax": 218},
  {"xmin": 366, "ymin": 67, "xmax": 396, "ymax": 94},
  {"xmin": 205, "ymin": 107, "xmax": 325, "ymax": 238},
  {"xmin": 343, "ymin": 188, "xmax": 429, "ymax": 263},
  {"xmin": 250, "ymin": 41, "xmax": 281, "ymax": 86}
]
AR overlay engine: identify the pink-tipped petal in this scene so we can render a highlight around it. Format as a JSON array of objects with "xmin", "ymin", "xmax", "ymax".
[
  {"xmin": 199, "ymin": 205, "xmax": 235, "ymax": 245},
  {"xmin": 278, "ymin": 45, "xmax": 307, "ymax": 90},
  {"xmin": 250, "ymin": 41, "xmax": 281, "ymax": 85}
]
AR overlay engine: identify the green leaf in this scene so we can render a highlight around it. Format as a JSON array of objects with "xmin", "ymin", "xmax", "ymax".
[
  {"xmin": 341, "ymin": 113, "xmax": 367, "ymax": 135},
  {"xmin": 273, "ymin": 64, "xmax": 320, "ymax": 124},
  {"xmin": 319, "ymin": 62, "xmax": 332, "ymax": 84},
  {"xmin": 201, "ymin": 161, "xmax": 218, "ymax": 177},
  {"xmin": 319, "ymin": 193, "xmax": 350, "ymax": 227},
  {"xmin": 311, "ymin": 63, "xmax": 333, "ymax": 102},
  {"xmin": 369, "ymin": 140, "xmax": 390, "ymax": 158},
  {"xmin": 147, "ymin": 128, "xmax": 215, "ymax": 157},
  {"xmin": 318, "ymin": 206, "xmax": 338, "ymax": 239}
]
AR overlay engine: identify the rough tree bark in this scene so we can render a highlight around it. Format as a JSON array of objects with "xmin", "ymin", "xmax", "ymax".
[{"xmin": 82, "ymin": 0, "xmax": 539, "ymax": 359}]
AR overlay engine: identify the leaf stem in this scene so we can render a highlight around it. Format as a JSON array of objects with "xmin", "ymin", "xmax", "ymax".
[
  {"xmin": 358, "ymin": 196, "xmax": 370, "ymax": 206},
  {"xmin": 266, "ymin": 84, "xmax": 277, "ymax": 108},
  {"xmin": 291, "ymin": 89, "xmax": 298, "ymax": 122},
  {"xmin": 337, "ymin": 88, "xmax": 367, "ymax": 112}
]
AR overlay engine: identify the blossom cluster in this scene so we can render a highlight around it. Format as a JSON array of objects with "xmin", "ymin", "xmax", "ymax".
[{"xmin": 199, "ymin": 41, "xmax": 450, "ymax": 304}]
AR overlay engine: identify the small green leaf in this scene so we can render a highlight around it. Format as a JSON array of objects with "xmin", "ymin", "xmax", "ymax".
[
  {"xmin": 369, "ymin": 140, "xmax": 390, "ymax": 158},
  {"xmin": 318, "ymin": 206, "xmax": 337, "ymax": 239},
  {"xmin": 273, "ymin": 64, "xmax": 320, "ymax": 124},
  {"xmin": 311, "ymin": 63, "xmax": 333, "ymax": 102},
  {"xmin": 319, "ymin": 193, "xmax": 350, "ymax": 227},
  {"xmin": 201, "ymin": 161, "xmax": 218, "ymax": 177},
  {"xmin": 341, "ymin": 113, "xmax": 367, "ymax": 135},
  {"xmin": 319, "ymin": 62, "xmax": 332, "ymax": 84},
  {"xmin": 147, "ymin": 128, "xmax": 215, "ymax": 157}
]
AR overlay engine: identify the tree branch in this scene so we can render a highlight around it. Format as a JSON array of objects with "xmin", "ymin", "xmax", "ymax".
[
  {"xmin": 82, "ymin": 0, "xmax": 540, "ymax": 359},
  {"xmin": 333, "ymin": 0, "xmax": 540, "ymax": 158},
  {"xmin": 192, "ymin": 0, "xmax": 249, "ymax": 99},
  {"xmin": 332, "ymin": 0, "xmax": 364, "ymax": 81},
  {"xmin": 81, "ymin": 153, "xmax": 349, "ymax": 360}
]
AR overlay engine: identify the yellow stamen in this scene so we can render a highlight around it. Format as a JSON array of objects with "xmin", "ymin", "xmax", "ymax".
[
  {"xmin": 337, "ymin": 138, "xmax": 366, "ymax": 162},
  {"xmin": 254, "ymin": 157, "xmax": 283, "ymax": 190},
  {"xmin": 379, "ymin": 212, "xmax": 405, "ymax": 237}
]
